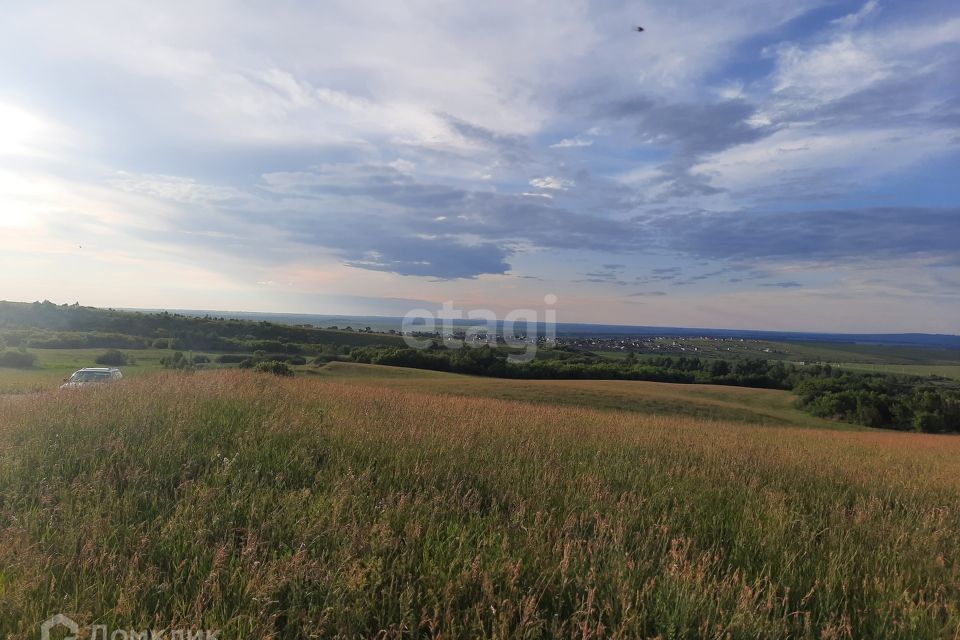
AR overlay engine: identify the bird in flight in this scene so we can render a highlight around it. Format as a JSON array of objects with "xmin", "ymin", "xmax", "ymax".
[{"xmin": 634, "ymin": 25, "xmax": 645, "ymax": 32}]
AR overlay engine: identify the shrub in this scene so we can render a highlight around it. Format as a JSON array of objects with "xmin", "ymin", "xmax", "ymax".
[
  {"xmin": 913, "ymin": 411, "xmax": 945, "ymax": 433},
  {"xmin": 0, "ymin": 350, "xmax": 36, "ymax": 368},
  {"xmin": 254, "ymin": 361, "xmax": 295, "ymax": 377},
  {"xmin": 160, "ymin": 351, "xmax": 190, "ymax": 369},
  {"xmin": 95, "ymin": 349, "xmax": 130, "ymax": 366},
  {"xmin": 216, "ymin": 354, "xmax": 249, "ymax": 364}
]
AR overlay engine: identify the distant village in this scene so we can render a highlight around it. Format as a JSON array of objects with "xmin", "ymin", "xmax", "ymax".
[{"xmin": 312, "ymin": 322, "xmax": 797, "ymax": 361}]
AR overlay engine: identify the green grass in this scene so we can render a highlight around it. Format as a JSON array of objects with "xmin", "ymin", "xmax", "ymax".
[
  {"xmin": 834, "ymin": 362, "xmax": 960, "ymax": 381},
  {"xmin": 1, "ymin": 371, "xmax": 959, "ymax": 637},
  {"xmin": 0, "ymin": 348, "xmax": 209, "ymax": 394},
  {"xmin": 597, "ymin": 340, "xmax": 960, "ymax": 368},
  {"xmin": 787, "ymin": 342, "xmax": 960, "ymax": 365}
]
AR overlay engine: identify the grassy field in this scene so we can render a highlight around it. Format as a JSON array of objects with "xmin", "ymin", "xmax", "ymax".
[
  {"xmin": 786, "ymin": 342, "xmax": 960, "ymax": 365},
  {"xmin": 2, "ymin": 370, "xmax": 959, "ymax": 637},
  {"xmin": 312, "ymin": 362, "xmax": 847, "ymax": 429},
  {"xmin": 2, "ymin": 352, "xmax": 845, "ymax": 429},
  {"xmin": 598, "ymin": 340, "xmax": 960, "ymax": 371},
  {"xmin": 0, "ymin": 348, "xmax": 216, "ymax": 394},
  {"xmin": 834, "ymin": 362, "xmax": 960, "ymax": 381}
]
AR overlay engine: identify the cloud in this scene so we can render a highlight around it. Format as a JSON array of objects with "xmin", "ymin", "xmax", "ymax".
[
  {"xmin": 73, "ymin": 160, "xmax": 960, "ymax": 285},
  {"xmin": 831, "ymin": 0, "xmax": 880, "ymax": 29},
  {"xmin": 759, "ymin": 281, "xmax": 803, "ymax": 288},
  {"xmin": 2, "ymin": 0, "xmax": 959, "ymax": 327},
  {"xmin": 764, "ymin": 16, "xmax": 960, "ymax": 125},
  {"xmin": 441, "ymin": 114, "xmax": 530, "ymax": 164},
  {"xmin": 343, "ymin": 237, "xmax": 511, "ymax": 279},
  {"xmin": 550, "ymin": 136, "xmax": 593, "ymax": 148},
  {"xmin": 529, "ymin": 176, "xmax": 575, "ymax": 190},
  {"xmin": 109, "ymin": 173, "xmax": 248, "ymax": 204},
  {"xmin": 604, "ymin": 97, "xmax": 772, "ymax": 157},
  {"xmin": 770, "ymin": 35, "xmax": 892, "ymax": 106},
  {"xmin": 125, "ymin": 163, "xmax": 647, "ymax": 278},
  {"xmin": 665, "ymin": 207, "xmax": 960, "ymax": 264},
  {"xmin": 595, "ymin": 95, "xmax": 779, "ymax": 202},
  {"xmin": 604, "ymin": 13, "xmax": 960, "ymax": 208}
]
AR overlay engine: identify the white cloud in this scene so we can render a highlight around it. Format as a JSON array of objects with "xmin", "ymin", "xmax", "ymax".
[
  {"xmin": 550, "ymin": 136, "xmax": 593, "ymax": 148},
  {"xmin": 771, "ymin": 35, "xmax": 891, "ymax": 104},
  {"xmin": 769, "ymin": 16, "xmax": 960, "ymax": 110},
  {"xmin": 831, "ymin": 0, "xmax": 880, "ymax": 28},
  {"xmin": 693, "ymin": 126, "xmax": 955, "ymax": 193},
  {"xmin": 714, "ymin": 81, "xmax": 746, "ymax": 101},
  {"xmin": 0, "ymin": 0, "xmax": 835, "ymax": 152},
  {"xmin": 529, "ymin": 176, "xmax": 575, "ymax": 190},
  {"xmin": 108, "ymin": 173, "xmax": 247, "ymax": 204}
]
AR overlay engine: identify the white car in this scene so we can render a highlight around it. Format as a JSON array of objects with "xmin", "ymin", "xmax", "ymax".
[{"xmin": 60, "ymin": 367, "xmax": 124, "ymax": 389}]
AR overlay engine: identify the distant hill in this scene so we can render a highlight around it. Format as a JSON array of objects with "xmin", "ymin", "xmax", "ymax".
[
  {"xmin": 124, "ymin": 307, "xmax": 960, "ymax": 349},
  {"xmin": 0, "ymin": 300, "xmax": 405, "ymax": 352}
]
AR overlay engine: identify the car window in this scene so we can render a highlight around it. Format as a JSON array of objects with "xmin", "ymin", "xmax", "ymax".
[{"xmin": 69, "ymin": 371, "xmax": 111, "ymax": 382}]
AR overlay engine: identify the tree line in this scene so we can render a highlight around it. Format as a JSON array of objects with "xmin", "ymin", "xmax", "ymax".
[{"xmin": 0, "ymin": 300, "xmax": 403, "ymax": 352}]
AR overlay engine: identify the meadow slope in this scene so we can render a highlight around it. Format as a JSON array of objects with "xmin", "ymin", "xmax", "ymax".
[
  {"xmin": 1, "ymin": 371, "xmax": 959, "ymax": 638},
  {"xmin": 312, "ymin": 361, "xmax": 848, "ymax": 429}
]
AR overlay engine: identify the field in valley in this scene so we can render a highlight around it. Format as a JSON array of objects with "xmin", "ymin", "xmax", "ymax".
[
  {"xmin": 1, "ymin": 354, "xmax": 845, "ymax": 429},
  {"xmin": 312, "ymin": 362, "xmax": 847, "ymax": 429},
  {"xmin": 833, "ymin": 362, "xmax": 960, "ymax": 381},
  {"xmin": 598, "ymin": 341, "xmax": 960, "ymax": 382},
  {"xmin": 0, "ymin": 348, "xmax": 196, "ymax": 394},
  {"xmin": 2, "ymin": 368, "xmax": 959, "ymax": 638}
]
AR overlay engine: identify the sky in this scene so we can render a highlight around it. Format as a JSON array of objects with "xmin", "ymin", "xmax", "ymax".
[{"xmin": 1, "ymin": 0, "xmax": 958, "ymax": 333}]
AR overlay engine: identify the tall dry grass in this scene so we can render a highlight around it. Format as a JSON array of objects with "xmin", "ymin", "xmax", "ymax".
[{"xmin": 1, "ymin": 371, "xmax": 959, "ymax": 638}]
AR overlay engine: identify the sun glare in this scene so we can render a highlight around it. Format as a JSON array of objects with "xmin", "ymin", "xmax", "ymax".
[{"xmin": 0, "ymin": 102, "xmax": 49, "ymax": 158}]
